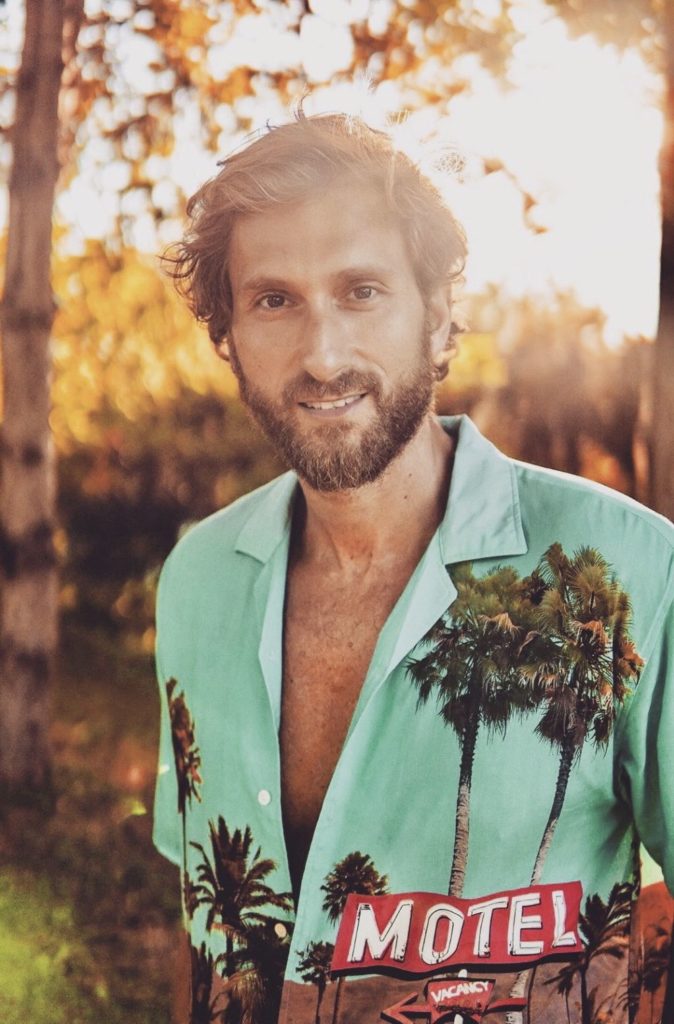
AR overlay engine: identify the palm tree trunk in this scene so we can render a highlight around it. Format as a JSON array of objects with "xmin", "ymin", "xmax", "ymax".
[
  {"xmin": 181, "ymin": 810, "xmax": 191, "ymax": 921},
  {"xmin": 331, "ymin": 975, "xmax": 344, "ymax": 1024},
  {"xmin": 530, "ymin": 732, "xmax": 576, "ymax": 885},
  {"xmin": 580, "ymin": 966, "xmax": 590, "ymax": 1024},
  {"xmin": 316, "ymin": 980, "xmax": 325, "ymax": 1024},
  {"xmin": 0, "ymin": 0, "xmax": 67, "ymax": 798},
  {"xmin": 506, "ymin": 733, "xmax": 577, "ymax": 1023},
  {"xmin": 449, "ymin": 695, "xmax": 480, "ymax": 897}
]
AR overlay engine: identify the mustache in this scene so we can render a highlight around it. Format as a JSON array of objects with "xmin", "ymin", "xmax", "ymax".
[{"xmin": 283, "ymin": 371, "xmax": 381, "ymax": 403}]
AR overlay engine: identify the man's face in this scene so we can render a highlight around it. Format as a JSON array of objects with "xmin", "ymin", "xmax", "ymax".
[{"xmin": 226, "ymin": 182, "xmax": 449, "ymax": 491}]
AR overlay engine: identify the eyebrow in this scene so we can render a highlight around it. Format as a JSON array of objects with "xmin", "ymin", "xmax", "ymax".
[
  {"xmin": 334, "ymin": 265, "xmax": 392, "ymax": 284},
  {"xmin": 240, "ymin": 266, "xmax": 393, "ymax": 294},
  {"xmin": 240, "ymin": 276, "xmax": 291, "ymax": 295}
]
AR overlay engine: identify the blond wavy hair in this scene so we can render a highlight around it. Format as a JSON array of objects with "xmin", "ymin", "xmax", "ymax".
[{"xmin": 163, "ymin": 111, "xmax": 467, "ymax": 356}]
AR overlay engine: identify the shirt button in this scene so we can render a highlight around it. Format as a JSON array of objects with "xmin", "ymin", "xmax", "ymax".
[
  {"xmin": 274, "ymin": 922, "xmax": 288, "ymax": 940},
  {"xmin": 257, "ymin": 789, "xmax": 271, "ymax": 806}
]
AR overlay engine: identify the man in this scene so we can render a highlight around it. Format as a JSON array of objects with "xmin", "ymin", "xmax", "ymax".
[{"xmin": 154, "ymin": 113, "xmax": 673, "ymax": 1024}]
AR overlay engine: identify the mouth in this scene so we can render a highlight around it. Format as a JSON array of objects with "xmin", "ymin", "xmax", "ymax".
[{"xmin": 298, "ymin": 393, "xmax": 367, "ymax": 416}]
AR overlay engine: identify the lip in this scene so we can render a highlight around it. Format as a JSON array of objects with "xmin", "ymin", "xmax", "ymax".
[{"xmin": 298, "ymin": 393, "xmax": 367, "ymax": 418}]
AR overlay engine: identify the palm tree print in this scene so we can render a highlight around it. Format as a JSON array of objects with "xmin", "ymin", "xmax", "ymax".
[
  {"xmin": 183, "ymin": 872, "xmax": 201, "ymax": 920},
  {"xmin": 190, "ymin": 817, "xmax": 293, "ymax": 975},
  {"xmin": 189, "ymin": 941, "xmax": 227, "ymax": 1024},
  {"xmin": 629, "ymin": 919, "xmax": 672, "ymax": 1024},
  {"xmin": 322, "ymin": 851, "xmax": 389, "ymax": 1024},
  {"xmin": 166, "ymin": 677, "xmax": 203, "ymax": 918},
  {"xmin": 218, "ymin": 919, "xmax": 293, "ymax": 1024},
  {"xmin": 297, "ymin": 941, "xmax": 335, "ymax": 1024},
  {"xmin": 166, "ymin": 677, "xmax": 203, "ymax": 815},
  {"xmin": 523, "ymin": 546, "xmax": 643, "ymax": 885},
  {"xmin": 507, "ymin": 546, "xmax": 642, "ymax": 1021},
  {"xmin": 408, "ymin": 563, "xmax": 540, "ymax": 896},
  {"xmin": 546, "ymin": 882, "xmax": 633, "ymax": 1024}
]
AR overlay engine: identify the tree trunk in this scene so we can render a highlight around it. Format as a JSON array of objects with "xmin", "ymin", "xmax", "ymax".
[
  {"xmin": 449, "ymin": 681, "xmax": 481, "ymax": 898},
  {"xmin": 331, "ymin": 975, "xmax": 344, "ymax": 1024},
  {"xmin": 506, "ymin": 733, "xmax": 576, "ymax": 1024},
  {"xmin": 652, "ymin": 2, "xmax": 674, "ymax": 521},
  {"xmin": 0, "ymin": 0, "xmax": 68, "ymax": 796},
  {"xmin": 580, "ymin": 966, "xmax": 590, "ymax": 1024},
  {"xmin": 530, "ymin": 733, "xmax": 576, "ymax": 886},
  {"xmin": 315, "ymin": 980, "xmax": 325, "ymax": 1024}
]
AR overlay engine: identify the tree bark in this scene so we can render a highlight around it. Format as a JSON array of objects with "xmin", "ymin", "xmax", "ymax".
[
  {"xmin": 449, "ymin": 705, "xmax": 480, "ymax": 898},
  {"xmin": 506, "ymin": 733, "xmax": 576, "ymax": 1024},
  {"xmin": 0, "ymin": 0, "xmax": 66, "ymax": 795},
  {"xmin": 652, "ymin": 3, "xmax": 674, "ymax": 521},
  {"xmin": 331, "ymin": 974, "xmax": 344, "ymax": 1024}
]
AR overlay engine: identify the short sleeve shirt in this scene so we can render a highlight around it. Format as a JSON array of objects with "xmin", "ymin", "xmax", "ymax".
[{"xmin": 153, "ymin": 415, "xmax": 674, "ymax": 1024}]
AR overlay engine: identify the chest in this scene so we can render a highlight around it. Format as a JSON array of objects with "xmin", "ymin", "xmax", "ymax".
[{"xmin": 279, "ymin": 561, "xmax": 410, "ymax": 887}]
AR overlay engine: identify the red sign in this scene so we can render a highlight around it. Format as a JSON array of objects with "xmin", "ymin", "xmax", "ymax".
[
  {"xmin": 332, "ymin": 881, "xmax": 583, "ymax": 976},
  {"xmin": 427, "ymin": 977, "xmax": 494, "ymax": 1014},
  {"xmin": 381, "ymin": 984, "xmax": 526, "ymax": 1024}
]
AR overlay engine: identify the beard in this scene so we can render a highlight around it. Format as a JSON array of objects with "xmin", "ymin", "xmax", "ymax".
[{"xmin": 228, "ymin": 328, "xmax": 436, "ymax": 492}]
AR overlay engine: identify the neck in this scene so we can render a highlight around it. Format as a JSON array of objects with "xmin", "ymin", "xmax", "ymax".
[{"xmin": 292, "ymin": 415, "xmax": 454, "ymax": 573}]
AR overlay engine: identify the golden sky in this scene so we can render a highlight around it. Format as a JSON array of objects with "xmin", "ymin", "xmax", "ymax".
[{"xmin": 1, "ymin": 0, "xmax": 664, "ymax": 344}]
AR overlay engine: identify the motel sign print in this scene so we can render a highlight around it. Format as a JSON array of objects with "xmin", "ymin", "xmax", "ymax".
[{"xmin": 332, "ymin": 882, "xmax": 584, "ymax": 975}]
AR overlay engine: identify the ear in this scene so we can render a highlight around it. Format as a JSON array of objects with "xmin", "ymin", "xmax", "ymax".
[
  {"xmin": 426, "ymin": 285, "xmax": 454, "ymax": 379},
  {"xmin": 215, "ymin": 337, "xmax": 231, "ymax": 363}
]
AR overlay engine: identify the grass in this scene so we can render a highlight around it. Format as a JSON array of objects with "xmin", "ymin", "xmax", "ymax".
[{"xmin": 0, "ymin": 624, "xmax": 182, "ymax": 1023}]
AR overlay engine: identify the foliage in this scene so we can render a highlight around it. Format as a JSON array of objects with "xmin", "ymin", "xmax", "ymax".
[
  {"xmin": 298, "ymin": 941, "xmax": 335, "ymax": 1024},
  {"xmin": 321, "ymin": 851, "xmax": 389, "ymax": 923},
  {"xmin": 0, "ymin": 637, "xmax": 181, "ymax": 1023},
  {"xmin": 166, "ymin": 677, "xmax": 202, "ymax": 816},
  {"xmin": 543, "ymin": 0, "xmax": 658, "ymax": 56},
  {"xmin": 444, "ymin": 291, "xmax": 650, "ymax": 499},
  {"xmin": 190, "ymin": 818, "xmax": 293, "ymax": 938},
  {"xmin": 410, "ymin": 562, "xmax": 537, "ymax": 735},
  {"xmin": 408, "ymin": 547, "xmax": 642, "ymax": 900},
  {"xmin": 0, "ymin": 0, "xmax": 531, "ymax": 257},
  {"xmin": 223, "ymin": 920, "xmax": 293, "ymax": 1024},
  {"xmin": 547, "ymin": 882, "xmax": 634, "ymax": 1024},
  {"xmin": 0, "ymin": 874, "xmax": 95, "ymax": 1024},
  {"xmin": 409, "ymin": 561, "xmax": 541, "ymax": 894},
  {"xmin": 50, "ymin": 242, "xmax": 234, "ymax": 450},
  {"xmin": 297, "ymin": 940, "xmax": 335, "ymax": 988},
  {"xmin": 525, "ymin": 544, "xmax": 642, "ymax": 761}
]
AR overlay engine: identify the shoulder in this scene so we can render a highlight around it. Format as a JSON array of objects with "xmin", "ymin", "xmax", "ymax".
[
  {"xmin": 159, "ymin": 470, "xmax": 296, "ymax": 590},
  {"xmin": 514, "ymin": 458, "xmax": 674, "ymax": 550},
  {"xmin": 511, "ymin": 459, "xmax": 674, "ymax": 652}
]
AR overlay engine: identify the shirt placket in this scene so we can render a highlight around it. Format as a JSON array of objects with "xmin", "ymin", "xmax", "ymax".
[
  {"xmin": 286, "ymin": 531, "xmax": 457, "ymax": 968},
  {"xmin": 252, "ymin": 528, "xmax": 295, "ymax": 898}
]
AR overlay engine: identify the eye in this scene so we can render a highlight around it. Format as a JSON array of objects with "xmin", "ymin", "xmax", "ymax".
[
  {"xmin": 258, "ymin": 293, "xmax": 288, "ymax": 310},
  {"xmin": 351, "ymin": 285, "xmax": 377, "ymax": 300}
]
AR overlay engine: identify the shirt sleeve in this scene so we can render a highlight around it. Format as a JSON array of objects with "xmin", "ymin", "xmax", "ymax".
[
  {"xmin": 152, "ymin": 558, "xmax": 182, "ymax": 868},
  {"xmin": 618, "ymin": 592, "xmax": 674, "ymax": 895}
]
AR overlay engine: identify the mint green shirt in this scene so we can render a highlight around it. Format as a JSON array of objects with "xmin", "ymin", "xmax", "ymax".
[{"xmin": 154, "ymin": 416, "xmax": 674, "ymax": 1024}]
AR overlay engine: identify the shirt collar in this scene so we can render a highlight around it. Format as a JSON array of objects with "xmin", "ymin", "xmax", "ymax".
[
  {"xmin": 437, "ymin": 414, "xmax": 527, "ymax": 564},
  {"xmin": 234, "ymin": 414, "xmax": 527, "ymax": 565}
]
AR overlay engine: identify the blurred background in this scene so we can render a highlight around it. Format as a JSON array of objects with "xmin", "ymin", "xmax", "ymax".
[{"xmin": 0, "ymin": 1, "xmax": 672, "ymax": 1021}]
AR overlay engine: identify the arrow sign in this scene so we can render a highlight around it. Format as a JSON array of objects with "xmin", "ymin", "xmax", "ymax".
[
  {"xmin": 381, "ymin": 984, "xmax": 528, "ymax": 1024},
  {"xmin": 381, "ymin": 994, "xmax": 436, "ymax": 1023}
]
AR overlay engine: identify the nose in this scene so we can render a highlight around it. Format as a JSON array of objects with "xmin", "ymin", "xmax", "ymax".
[{"xmin": 299, "ymin": 305, "xmax": 352, "ymax": 383}]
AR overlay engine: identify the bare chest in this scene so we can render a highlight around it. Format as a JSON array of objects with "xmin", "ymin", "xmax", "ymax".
[{"xmin": 280, "ymin": 565, "xmax": 407, "ymax": 892}]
